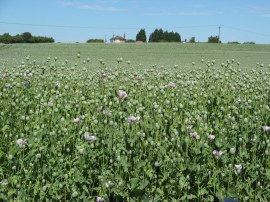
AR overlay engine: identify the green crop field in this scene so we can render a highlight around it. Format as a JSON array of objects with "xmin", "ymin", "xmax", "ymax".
[
  {"xmin": 1, "ymin": 43, "xmax": 270, "ymax": 69},
  {"xmin": 0, "ymin": 43, "xmax": 270, "ymax": 201}
]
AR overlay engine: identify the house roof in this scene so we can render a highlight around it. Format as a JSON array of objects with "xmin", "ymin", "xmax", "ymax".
[{"xmin": 110, "ymin": 35, "xmax": 125, "ymax": 40}]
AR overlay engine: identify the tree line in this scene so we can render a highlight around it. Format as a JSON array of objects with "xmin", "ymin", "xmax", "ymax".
[
  {"xmin": 135, "ymin": 29, "xmax": 223, "ymax": 43},
  {"xmin": 0, "ymin": 30, "xmax": 254, "ymax": 44},
  {"xmin": 136, "ymin": 29, "xmax": 181, "ymax": 42},
  {"xmin": 0, "ymin": 32, "xmax": 54, "ymax": 44}
]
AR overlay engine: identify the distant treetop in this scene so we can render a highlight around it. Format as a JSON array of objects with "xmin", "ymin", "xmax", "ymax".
[
  {"xmin": 149, "ymin": 28, "xmax": 181, "ymax": 43},
  {"xmin": 0, "ymin": 32, "xmax": 54, "ymax": 44}
]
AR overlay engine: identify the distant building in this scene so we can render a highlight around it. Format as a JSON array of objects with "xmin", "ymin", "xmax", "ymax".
[{"xmin": 110, "ymin": 34, "xmax": 126, "ymax": 43}]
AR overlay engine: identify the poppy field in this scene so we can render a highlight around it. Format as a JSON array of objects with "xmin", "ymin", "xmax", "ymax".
[{"xmin": 0, "ymin": 43, "xmax": 270, "ymax": 201}]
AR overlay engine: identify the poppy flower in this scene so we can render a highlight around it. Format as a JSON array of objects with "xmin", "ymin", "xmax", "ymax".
[
  {"xmin": 16, "ymin": 139, "xmax": 27, "ymax": 146},
  {"xmin": 84, "ymin": 132, "xmax": 96, "ymax": 142},
  {"xmin": 208, "ymin": 134, "xmax": 215, "ymax": 141},
  {"xmin": 262, "ymin": 126, "xmax": 270, "ymax": 132},
  {"xmin": 212, "ymin": 150, "xmax": 224, "ymax": 157},
  {"xmin": 73, "ymin": 118, "xmax": 81, "ymax": 125},
  {"xmin": 117, "ymin": 90, "xmax": 128, "ymax": 99},
  {"xmin": 190, "ymin": 132, "xmax": 199, "ymax": 139},
  {"xmin": 128, "ymin": 115, "xmax": 140, "ymax": 123}
]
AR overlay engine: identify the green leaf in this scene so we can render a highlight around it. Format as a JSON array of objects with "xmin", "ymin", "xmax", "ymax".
[
  {"xmin": 187, "ymin": 194, "xmax": 197, "ymax": 200},
  {"xmin": 198, "ymin": 188, "xmax": 208, "ymax": 196},
  {"xmin": 139, "ymin": 179, "xmax": 149, "ymax": 190},
  {"xmin": 266, "ymin": 169, "xmax": 270, "ymax": 180},
  {"xmin": 130, "ymin": 178, "xmax": 139, "ymax": 191},
  {"xmin": 1, "ymin": 125, "xmax": 9, "ymax": 131}
]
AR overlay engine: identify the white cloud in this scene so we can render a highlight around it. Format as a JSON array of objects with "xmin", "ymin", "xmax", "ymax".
[
  {"xmin": 79, "ymin": 4, "xmax": 121, "ymax": 12},
  {"xmin": 145, "ymin": 11, "xmax": 212, "ymax": 16},
  {"xmin": 58, "ymin": 1, "xmax": 123, "ymax": 12}
]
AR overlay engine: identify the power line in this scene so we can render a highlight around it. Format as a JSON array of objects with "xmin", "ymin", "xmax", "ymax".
[
  {"xmin": 1, "ymin": 21, "xmax": 269, "ymax": 39},
  {"xmin": 223, "ymin": 25, "xmax": 270, "ymax": 37},
  {"xmin": 0, "ymin": 21, "xmax": 217, "ymax": 30}
]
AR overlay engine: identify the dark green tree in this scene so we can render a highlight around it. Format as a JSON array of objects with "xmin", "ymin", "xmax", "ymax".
[
  {"xmin": 173, "ymin": 32, "xmax": 181, "ymax": 42},
  {"xmin": 0, "ymin": 33, "xmax": 12, "ymax": 44},
  {"xmin": 208, "ymin": 35, "xmax": 220, "ymax": 43},
  {"xmin": 86, "ymin": 39, "xmax": 104, "ymax": 43},
  {"xmin": 189, "ymin": 37, "xmax": 196, "ymax": 43},
  {"xmin": 149, "ymin": 28, "xmax": 162, "ymax": 42},
  {"xmin": 149, "ymin": 29, "xmax": 181, "ymax": 42},
  {"xmin": 21, "ymin": 32, "xmax": 33, "ymax": 43},
  {"xmin": 136, "ymin": 29, "xmax": 147, "ymax": 42},
  {"xmin": 11, "ymin": 35, "xmax": 24, "ymax": 43},
  {"xmin": 0, "ymin": 32, "xmax": 54, "ymax": 43}
]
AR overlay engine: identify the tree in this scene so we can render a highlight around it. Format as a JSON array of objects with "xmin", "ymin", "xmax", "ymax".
[
  {"xmin": 136, "ymin": 29, "xmax": 147, "ymax": 42},
  {"xmin": 208, "ymin": 35, "xmax": 220, "ymax": 43},
  {"xmin": 0, "ymin": 32, "xmax": 54, "ymax": 43},
  {"xmin": 86, "ymin": 39, "xmax": 104, "ymax": 43},
  {"xmin": 189, "ymin": 37, "xmax": 196, "ymax": 43},
  {"xmin": 243, "ymin": 41, "xmax": 255, "ymax": 44},
  {"xmin": 11, "ymin": 35, "xmax": 24, "ymax": 43},
  {"xmin": 22, "ymin": 32, "xmax": 33, "ymax": 43},
  {"xmin": 0, "ymin": 33, "xmax": 12, "ymax": 44},
  {"xmin": 149, "ymin": 28, "xmax": 181, "ymax": 42},
  {"xmin": 173, "ymin": 32, "xmax": 181, "ymax": 42},
  {"xmin": 149, "ymin": 28, "xmax": 162, "ymax": 42}
]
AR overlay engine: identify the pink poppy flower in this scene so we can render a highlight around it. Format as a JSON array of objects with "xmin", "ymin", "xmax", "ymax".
[
  {"xmin": 84, "ymin": 132, "xmax": 96, "ymax": 142},
  {"xmin": 190, "ymin": 132, "xmax": 199, "ymax": 139},
  {"xmin": 16, "ymin": 139, "xmax": 27, "ymax": 146},
  {"xmin": 24, "ymin": 72, "xmax": 33, "ymax": 77},
  {"xmin": 117, "ymin": 90, "xmax": 128, "ymax": 99},
  {"xmin": 208, "ymin": 134, "xmax": 215, "ymax": 141},
  {"xmin": 212, "ymin": 150, "xmax": 224, "ymax": 157},
  {"xmin": 262, "ymin": 126, "xmax": 270, "ymax": 132},
  {"xmin": 128, "ymin": 116, "xmax": 140, "ymax": 123},
  {"xmin": 96, "ymin": 197, "xmax": 104, "ymax": 202},
  {"xmin": 73, "ymin": 118, "xmax": 81, "ymax": 125}
]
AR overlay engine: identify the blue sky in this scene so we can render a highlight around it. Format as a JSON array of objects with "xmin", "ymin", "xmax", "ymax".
[{"xmin": 0, "ymin": 0, "xmax": 270, "ymax": 43}]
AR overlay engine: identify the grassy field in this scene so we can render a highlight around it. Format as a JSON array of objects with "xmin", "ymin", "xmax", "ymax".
[
  {"xmin": 0, "ymin": 43, "xmax": 270, "ymax": 201},
  {"xmin": 1, "ymin": 43, "xmax": 270, "ymax": 70}
]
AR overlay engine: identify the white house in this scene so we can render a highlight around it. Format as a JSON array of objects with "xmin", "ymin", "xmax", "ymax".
[{"xmin": 110, "ymin": 34, "xmax": 126, "ymax": 43}]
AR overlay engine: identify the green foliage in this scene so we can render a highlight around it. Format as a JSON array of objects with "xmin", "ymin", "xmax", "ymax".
[
  {"xmin": 149, "ymin": 28, "xmax": 181, "ymax": 42},
  {"xmin": 1, "ymin": 43, "xmax": 270, "ymax": 70},
  {"xmin": 86, "ymin": 39, "xmax": 104, "ymax": 43},
  {"xmin": 136, "ymin": 29, "xmax": 147, "ymax": 42},
  {"xmin": 0, "ymin": 32, "xmax": 54, "ymax": 44},
  {"xmin": 21, "ymin": 32, "xmax": 32, "ymax": 43},
  {"xmin": 208, "ymin": 35, "xmax": 220, "ymax": 43},
  {"xmin": 243, "ymin": 41, "xmax": 256, "ymax": 44},
  {"xmin": 126, "ymin": 39, "xmax": 136, "ymax": 43},
  {"xmin": 0, "ymin": 33, "xmax": 12, "ymax": 44},
  {"xmin": 0, "ymin": 50, "xmax": 270, "ymax": 201},
  {"xmin": 228, "ymin": 41, "xmax": 240, "ymax": 44},
  {"xmin": 189, "ymin": 37, "xmax": 196, "ymax": 43}
]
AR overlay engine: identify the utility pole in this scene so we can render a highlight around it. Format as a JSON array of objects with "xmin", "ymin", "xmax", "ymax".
[{"xmin": 218, "ymin": 25, "xmax": 221, "ymax": 43}]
